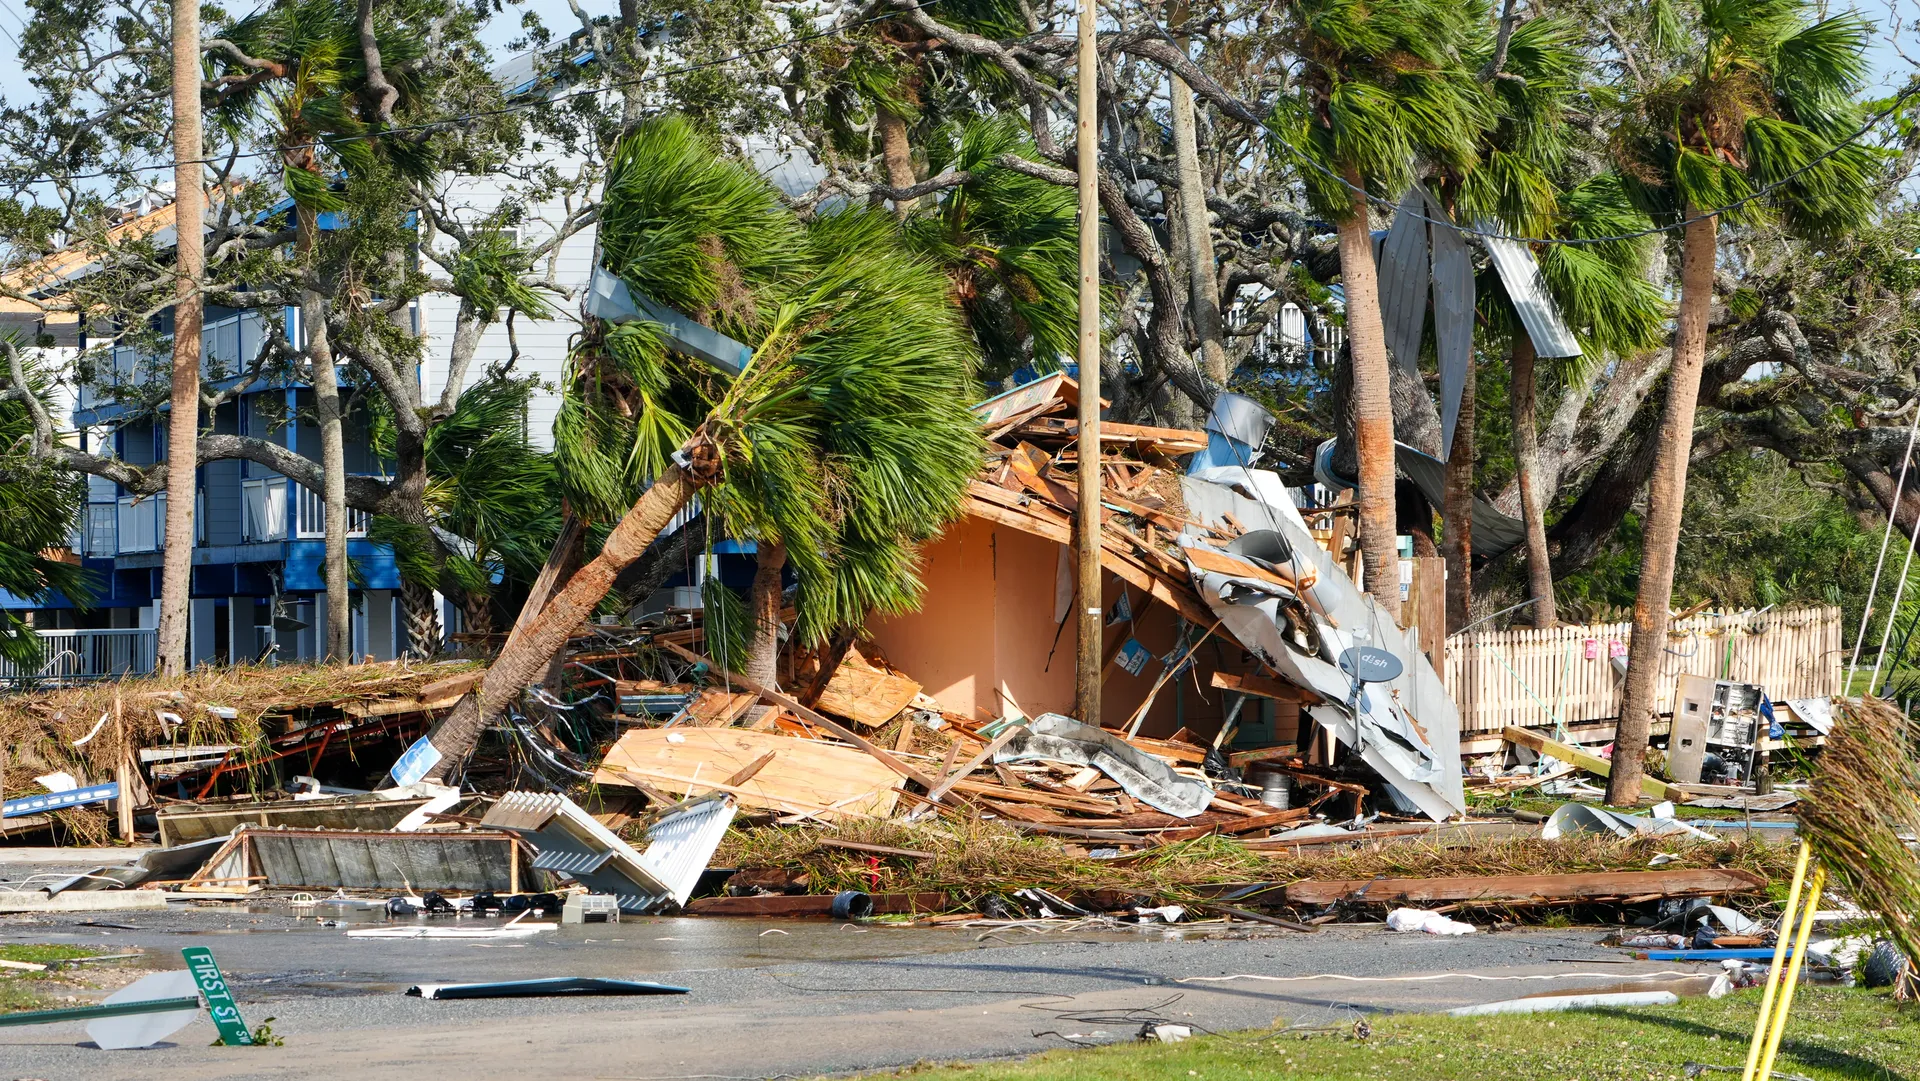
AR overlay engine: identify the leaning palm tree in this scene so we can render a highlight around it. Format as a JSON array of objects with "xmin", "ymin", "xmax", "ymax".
[
  {"xmin": 419, "ymin": 118, "xmax": 982, "ymax": 781},
  {"xmin": 209, "ymin": 0, "xmax": 428, "ymax": 660},
  {"xmin": 1605, "ymin": 0, "xmax": 1878, "ymax": 805},
  {"xmin": 1268, "ymin": 0, "xmax": 1491, "ymax": 620}
]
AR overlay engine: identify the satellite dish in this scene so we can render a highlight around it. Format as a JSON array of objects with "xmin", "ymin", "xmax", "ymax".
[
  {"xmin": 87, "ymin": 969, "xmax": 201, "ymax": 1049},
  {"xmin": 1339, "ymin": 646, "xmax": 1403, "ymax": 685}
]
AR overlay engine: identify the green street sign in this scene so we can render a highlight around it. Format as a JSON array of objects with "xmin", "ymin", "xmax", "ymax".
[{"xmin": 180, "ymin": 946, "xmax": 253, "ymax": 1046}]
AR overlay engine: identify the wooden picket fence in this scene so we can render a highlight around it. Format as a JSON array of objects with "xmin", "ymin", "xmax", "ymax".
[{"xmin": 1443, "ymin": 606, "xmax": 1844, "ymax": 736}]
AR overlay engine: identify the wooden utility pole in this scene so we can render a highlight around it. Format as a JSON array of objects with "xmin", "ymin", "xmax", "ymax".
[
  {"xmin": 157, "ymin": 0, "xmax": 204, "ymax": 674},
  {"xmin": 1073, "ymin": 0, "xmax": 1103, "ymax": 727}
]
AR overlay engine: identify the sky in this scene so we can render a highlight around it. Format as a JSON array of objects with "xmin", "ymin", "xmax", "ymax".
[{"xmin": 0, "ymin": 0, "xmax": 1910, "ymax": 190}]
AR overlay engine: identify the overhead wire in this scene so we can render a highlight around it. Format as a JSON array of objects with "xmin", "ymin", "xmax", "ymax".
[
  {"xmin": 12, "ymin": 0, "xmax": 957, "ymax": 185},
  {"xmin": 1850, "ymin": 406, "xmax": 1920, "ymax": 683},
  {"xmin": 1, "ymin": 0, "xmax": 1913, "ymax": 253}
]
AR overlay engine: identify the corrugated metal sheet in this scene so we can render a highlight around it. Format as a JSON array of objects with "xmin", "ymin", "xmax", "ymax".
[
  {"xmin": 1426, "ymin": 191, "xmax": 1475, "ymax": 456},
  {"xmin": 1376, "ymin": 188, "xmax": 1430, "ymax": 372},
  {"xmin": 1478, "ymin": 221, "xmax": 1582, "ymax": 359},
  {"xmin": 483, "ymin": 791, "xmax": 735, "ymax": 913},
  {"xmin": 195, "ymin": 827, "xmax": 521, "ymax": 892}
]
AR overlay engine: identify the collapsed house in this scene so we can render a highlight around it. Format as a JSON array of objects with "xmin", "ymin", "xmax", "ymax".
[{"xmin": 858, "ymin": 374, "xmax": 1465, "ymax": 820}]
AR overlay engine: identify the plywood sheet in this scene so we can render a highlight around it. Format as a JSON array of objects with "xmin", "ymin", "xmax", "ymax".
[
  {"xmin": 594, "ymin": 728, "xmax": 902, "ymax": 819},
  {"xmin": 815, "ymin": 663, "xmax": 921, "ymax": 728}
]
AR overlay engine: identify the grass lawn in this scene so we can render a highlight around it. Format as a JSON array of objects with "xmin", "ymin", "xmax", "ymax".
[
  {"xmin": 873, "ymin": 986, "xmax": 1918, "ymax": 1081},
  {"xmin": 0, "ymin": 943, "xmax": 117, "ymax": 1013}
]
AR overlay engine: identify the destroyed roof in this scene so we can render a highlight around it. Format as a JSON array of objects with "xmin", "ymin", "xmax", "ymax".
[{"xmin": 964, "ymin": 377, "xmax": 1467, "ymax": 819}]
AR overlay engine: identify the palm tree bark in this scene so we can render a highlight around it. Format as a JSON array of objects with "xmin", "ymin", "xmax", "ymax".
[
  {"xmin": 421, "ymin": 462, "xmax": 702, "ymax": 782},
  {"xmin": 1443, "ymin": 361, "xmax": 1474, "ymax": 633},
  {"xmin": 744, "ymin": 539, "xmax": 787, "ymax": 688},
  {"xmin": 1610, "ymin": 210, "xmax": 1716, "ymax": 806},
  {"xmin": 400, "ymin": 580, "xmax": 441, "ymax": 658},
  {"xmin": 1336, "ymin": 164, "xmax": 1401, "ymax": 621},
  {"xmin": 1511, "ymin": 334, "xmax": 1557, "ymax": 628},
  {"xmin": 157, "ymin": 0, "xmax": 203, "ymax": 675},
  {"xmin": 877, "ymin": 106, "xmax": 917, "ymax": 218}
]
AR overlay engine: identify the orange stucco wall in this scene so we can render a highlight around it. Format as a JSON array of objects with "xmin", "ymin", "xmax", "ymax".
[{"xmin": 869, "ymin": 516, "xmax": 1292, "ymax": 743}]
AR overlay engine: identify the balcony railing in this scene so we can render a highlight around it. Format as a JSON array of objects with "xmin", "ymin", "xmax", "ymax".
[
  {"xmin": 0, "ymin": 627, "xmax": 157, "ymax": 685},
  {"xmin": 115, "ymin": 493, "xmax": 165, "ymax": 553}
]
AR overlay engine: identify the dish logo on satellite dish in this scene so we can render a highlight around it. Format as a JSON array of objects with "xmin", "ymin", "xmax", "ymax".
[{"xmin": 1338, "ymin": 647, "xmax": 1403, "ymax": 684}]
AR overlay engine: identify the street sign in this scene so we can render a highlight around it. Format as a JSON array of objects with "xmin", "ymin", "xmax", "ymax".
[{"xmin": 181, "ymin": 946, "xmax": 253, "ymax": 1046}]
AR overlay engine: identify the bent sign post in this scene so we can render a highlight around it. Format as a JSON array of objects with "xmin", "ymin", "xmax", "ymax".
[{"xmin": 181, "ymin": 946, "xmax": 253, "ymax": 1046}]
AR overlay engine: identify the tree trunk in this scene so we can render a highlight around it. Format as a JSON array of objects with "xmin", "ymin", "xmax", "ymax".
[
  {"xmin": 743, "ymin": 540, "xmax": 787, "ymax": 689},
  {"xmin": 157, "ymin": 0, "xmax": 204, "ymax": 676},
  {"xmin": 302, "ymin": 278, "xmax": 351, "ymax": 662},
  {"xmin": 1511, "ymin": 334, "xmax": 1557, "ymax": 628},
  {"xmin": 1170, "ymin": 60, "xmax": 1227, "ymax": 388},
  {"xmin": 422, "ymin": 463, "xmax": 701, "ymax": 781},
  {"xmin": 1336, "ymin": 164, "xmax": 1401, "ymax": 621},
  {"xmin": 877, "ymin": 106, "xmax": 917, "ymax": 218},
  {"xmin": 401, "ymin": 580, "xmax": 441, "ymax": 659},
  {"xmin": 1444, "ymin": 359, "xmax": 1475, "ymax": 633},
  {"xmin": 462, "ymin": 588, "xmax": 494, "ymax": 641},
  {"xmin": 1610, "ymin": 210, "xmax": 1716, "ymax": 807}
]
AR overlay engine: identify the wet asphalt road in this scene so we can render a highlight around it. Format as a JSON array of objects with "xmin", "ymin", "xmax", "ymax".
[{"xmin": 0, "ymin": 851, "xmax": 1718, "ymax": 1081}]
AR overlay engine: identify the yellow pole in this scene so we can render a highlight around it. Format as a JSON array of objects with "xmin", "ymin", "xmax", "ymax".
[
  {"xmin": 1754, "ymin": 866, "xmax": 1827, "ymax": 1081},
  {"xmin": 1741, "ymin": 842, "xmax": 1810, "ymax": 1081}
]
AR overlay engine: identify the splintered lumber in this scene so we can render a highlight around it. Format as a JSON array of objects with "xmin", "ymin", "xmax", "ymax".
[
  {"xmin": 687, "ymin": 689, "xmax": 759, "ymax": 726},
  {"xmin": 948, "ymin": 778, "xmax": 1120, "ymax": 814},
  {"xmin": 1502, "ymin": 726, "xmax": 1672, "ymax": 801},
  {"xmin": 813, "ymin": 660, "xmax": 921, "ymax": 728},
  {"xmin": 1154, "ymin": 808, "xmax": 1310, "ymax": 842},
  {"xmin": 1283, "ymin": 869, "xmax": 1768, "ymax": 906},
  {"xmin": 1227, "ymin": 745, "xmax": 1301, "ymax": 768},
  {"xmin": 657, "ymin": 642, "xmax": 944, "ymax": 793},
  {"xmin": 1211, "ymin": 671, "xmax": 1322, "ymax": 705},
  {"xmin": 416, "ymin": 669, "xmax": 487, "ymax": 702},
  {"xmin": 595, "ymin": 727, "xmax": 903, "ymax": 818},
  {"xmin": 923, "ymin": 725, "xmax": 1026, "ymax": 804},
  {"xmin": 818, "ymin": 839, "xmax": 935, "ymax": 860},
  {"xmin": 1181, "ymin": 543, "xmax": 1310, "ymax": 591}
]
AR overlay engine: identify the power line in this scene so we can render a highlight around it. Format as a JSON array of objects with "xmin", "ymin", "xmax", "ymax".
[
  {"xmin": 11, "ymin": 0, "xmax": 956, "ymax": 184},
  {"xmin": 5, "ymin": 0, "xmax": 1916, "ymax": 252}
]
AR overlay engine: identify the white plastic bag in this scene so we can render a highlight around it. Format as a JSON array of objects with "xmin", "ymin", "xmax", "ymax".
[{"xmin": 1386, "ymin": 907, "xmax": 1476, "ymax": 935}]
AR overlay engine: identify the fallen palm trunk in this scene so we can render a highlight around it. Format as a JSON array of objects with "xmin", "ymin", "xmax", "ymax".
[{"xmin": 420, "ymin": 455, "xmax": 708, "ymax": 782}]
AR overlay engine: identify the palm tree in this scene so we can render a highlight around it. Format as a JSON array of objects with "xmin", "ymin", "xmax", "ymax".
[
  {"xmin": 901, "ymin": 118, "xmax": 1080, "ymax": 383},
  {"xmin": 1458, "ymin": 16, "xmax": 1668, "ymax": 629},
  {"xmin": 209, "ymin": 0, "xmax": 427, "ymax": 660},
  {"xmin": 1606, "ymin": 0, "xmax": 1878, "ymax": 804},
  {"xmin": 0, "ymin": 355, "xmax": 94, "ymax": 670},
  {"xmin": 368, "ymin": 371, "xmax": 561, "ymax": 657},
  {"xmin": 1269, "ymin": 0, "xmax": 1492, "ymax": 621},
  {"xmin": 419, "ymin": 118, "xmax": 983, "ymax": 780}
]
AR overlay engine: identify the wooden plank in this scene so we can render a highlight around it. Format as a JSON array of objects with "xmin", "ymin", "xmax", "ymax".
[
  {"xmin": 688, "ymin": 689, "xmax": 759, "ymax": 727},
  {"xmin": 595, "ymin": 727, "xmax": 904, "ymax": 818},
  {"xmin": 1502, "ymin": 725, "xmax": 1671, "ymax": 800},
  {"xmin": 817, "ymin": 839, "xmax": 935, "ymax": 860},
  {"xmin": 416, "ymin": 669, "xmax": 486, "ymax": 702},
  {"xmin": 657, "ymin": 641, "xmax": 945, "ymax": 793},
  {"xmin": 1211, "ymin": 671, "xmax": 1322, "ymax": 705},
  {"xmin": 947, "ymin": 778, "xmax": 1120, "ymax": 814},
  {"xmin": 923, "ymin": 725, "xmax": 1025, "ymax": 804},
  {"xmin": 1226, "ymin": 745, "xmax": 1300, "ymax": 768},
  {"xmin": 1181, "ymin": 544, "xmax": 1304, "ymax": 590},
  {"xmin": 1154, "ymin": 808, "xmax": 1310, "ymax": 842},
  {"xmin": 814, "ymin": 662, "xmax": 922, "ymax": 728},
  {"xmin": 1284, "ymin": 869, "xmax": 1769, "ymax": 906},
  {"xmin": 723, "ymin": 751, "xmax": 778, "ymax": 788}
]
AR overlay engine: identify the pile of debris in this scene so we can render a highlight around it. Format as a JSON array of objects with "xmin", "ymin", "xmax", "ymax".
[{"xmin": 0, "ymin": 385, "xmax": 1789, "ymax": 930}]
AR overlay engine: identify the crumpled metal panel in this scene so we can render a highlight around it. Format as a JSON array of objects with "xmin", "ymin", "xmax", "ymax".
[
  {"xmin": 1426, "ymin": 191, "xmax": 1475, "ymax": 456},
  {"xmin": 1312, "ymin": 439, "xmax": 1527, "ymax": 560},
  {"xmin": 1179, "ymin": 471, "xmax": 1467, "ymax": 821},
  {"xmin": 483, "ymin": 791, "xmax": 735, "ymax": 913},
  {"xmin": 1478, "ymin": 221, "xmax": 1583, "ymax": 359},
  {"xmin": 1376, "ymin": 188, "xmax": 1431, "ymax": 372},
  {"xmin": 995, "ymin": 713, "xmax": 1214, "ymax": 818}
]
